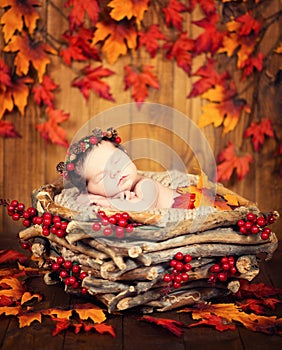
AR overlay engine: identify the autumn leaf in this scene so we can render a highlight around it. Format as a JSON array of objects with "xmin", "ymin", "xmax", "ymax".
[
  {"xmin": 36, "ymin": 107, "xmax": 69, "ymax": 147},
  {"xmin": 108, "ymin": 0, "xmax": 149, "ymax": 27},
  {"xmin": 138, "ymin": 25, "xmax": 166, "ymax": 58},
  {"xmin": 91, "ymin": 323, "xmax": 116, "ymax": 337},
  {"xmin": 43, "ymin": 308, "xmax": 73, "ymax": 320},
  {"xmin": 237, "ymin": 280, "xmax": 282, "ymax": 299},
  {"xmin": 64, "ymin": 0, "xmax": 100, "ymax": 30},
  {"xmin": 0, "ymin": 250, "xmax": 27, "ymax": 263},
  {"xmin": 172, "ymin": 191, "xmax": 196, "ymax": 209},
  {"xmin": 188, "ymin": 58, "xmax": 229, "ymax": 98},
  {"xmin": 0, "ymin": 0, "xmax": 40, "ymax": 42},
  {"xmin": 0, "ymin": 58, "xmax": 12, "ymax": 91},
  {"xmin": 0, "ymin": 305, "xmax": 21, "ymax": 316},
  {"xmin": 72, "ymin": 65, "xmax": 115, "ymax": 102},
  {"xmin": 244, "ymin": 118, "xmax": 274, "ymax": 151},
  {"xmin": 193, "ymin": 13, "xmax": 224, "ymax": 55},
  {"xmin": 238, "ymin": 298, "xmax": 281, "ymax": 315},
  {"xmin": 124, "ymin": 64, "xmax": 159, "ymax": 104},
  {"xmin": 18, "ymin": 309, "xmax": 42, "ymax": 328},
  {"xmin": 4, "ymin": 32, "xmax": 56, "ymax": 82},
  {"xmin": 0, "ymin": 295, "xmax": 14, "ymax": 307},
  {"xmin": 162, "ymin": 0, "xmax": 187, "ymax": 31},
  {"xmin": 73, "ymin": 303, "xmax": 106, "ymax": 323},
  {"xmin": 21, "ymin": 291, "xmax": 42, "ymax": 305},
  {"xmin": 164, "ymin": 32, "xmax": 194, "ymax": 75},
  {"xmin": 32, "ymin": 75, "xmax": 58, "ymax": 108},
  {"xmin": 189, "ymin": 313, "xmax": 236, "ymax": 331},
  {"xmin": 188, "ymin": 0, "xmax": 216, "ymax": 16},
  {"xmin": 240, "ymin": 52, "xmax": 264, "ymax": 80},
  {"xmin": 0, "ymin": 276, "xmax": 25, "ymax": 300},
  {"xmin": 60, "ymin": 28, "xmax": 101, "ymax": 66},
  {"xmin": 199, "ymin": 83, "xmax": 250, "ymax": 134},
  {"xmin": 217, "ymin": 142, "xmax": 253, "ymax": 181},
  {"xmin": 92, "ymin": 20, "xmax": 137, "ymax": 64},
  {"xmin": 180, "ymin": 302, "xmax": 282, "ymax": 335},
  {"xmin": 137, "ymin": 315, "xmax": 185, "ymax": 337}
]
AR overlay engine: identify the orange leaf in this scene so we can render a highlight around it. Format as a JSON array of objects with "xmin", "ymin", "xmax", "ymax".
[
  {"xmin": 73, "ymin": 303, "xmax": 106, "ymax": 323},
  {"xmin": 92, "ymin": 20, "xmax": 137, "ymax": 64},
  {"xmin": 180, "ymin": 302, "xmax": 282, "ymax": 335},
  {"xmin": 0, "ymin": 277, "xmax": 25, "ymax": 300},
  {"xmin": 0, "ymin": 90, "xmax": 13, "ymax": 119},
  {"xmin": 217, "ymin": 142, "xmax": 253, "ymax": 181},
  {"xmin": 21, "ymin": 291, "xmax": 42, "ymax": 305},
  {"xmin": 91, "ymin": 323, "xmax": 116, "ymax": 337},
  {"xmin": 18, "ymin": 310, "xmax": 42, "ymax": 328},
  {"xmin": 4, "ymin": 32, "xmax": 56, "ymax": 82},
  {"xmin": 43, "ymin": 308, "xmax": 73, "ymax": 320},
  {"xmin": 36, "ymin": 107, "xmax": 69, "ymax": 147},
  {"xmin": 0, "ymin": 305, "xmax": 21, "ymax": 316},
  {"xmin": 108, "ymin": 0, "xmax": 149, "ymax": 27},
  {"xmin": 0, "ymin": 0, "xmax": 41, "ymax": 42},
  {"xmin": 32, "ymin": 75, "xmax": 58, "ymax": 108},
  {"xmin": 124, "ymin": 64, "xmax": 159, "ymax": 104}
]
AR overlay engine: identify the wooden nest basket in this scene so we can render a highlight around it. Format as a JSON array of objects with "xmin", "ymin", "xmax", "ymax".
[{"xmin": 19, "ymin": 171, "xmax": 279, "ymax": 313}]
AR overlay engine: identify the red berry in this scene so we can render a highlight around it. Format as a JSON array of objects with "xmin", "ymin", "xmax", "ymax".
[
  {"xmin": 12, "ymin": 213, "xmax": 21, "ymax": 221},
  {"xmin": 22, "ymin": 219, "xmax": 31, "ymax": 227},
  {"xmin": 10, "ymin": 200, "xmax": 19, "ymax": 207},
  {"xmin": 56, "ymin": 229, "xmax": 65, "ymax": 238},
  {"xmin": 183, "ymin": 263, "xmax": 192, "ymax": 272},
  {"xmin": 21, "ymin": 242, "xmax": 30, "ymax": 250},
  {"xmin": 52, "ymin": 263, "xmax": 60, "ymax": 271},
  {"xmin": 66, "ymin": 163, "xmax": 75, "ymax": 171},
  {"xmin": 72, "ymin": 265, "xmax": 81, "ymax": 274},
  {"xmin": 63, "ymin": 260, "xmax": 73, "ymax": 269},
  {"xmin": 173, "ymin": 281, "xmax": 181, "ymax": 289},
  {"xmin": 222, "ymin": 263, "xmax": 230, "ymax": 271},
  {"xmin": 72, "ymin": 281, "xmax": 80, "ymax": 289},
  {"xmin": 217, "ymin": 272, "xmax": 227, "ymax": 281},
  {"xmin": 118, "ymin": 218, "xmax": 127, "ymax": 227},
  {"xmin": 92, "ymin": 222, "xmax": 101, "ymax": 231},
  {"xmin": 121, "ymin": 212, "xmax": 130, "ymax": 220},
  {"xmin": 101, "ymin": 218, "xmax": 109, "ymax": 226},
  {"xmin": 257, "ymin": 216, "xmax": 266, "ymax": 227},
  {"xmin": 174, "ymin": 275, "xmax": 182, "ymax": 283},
  {"xmin": 23, "ymin": 211, "xmax": 30, "ymax": 219},
  {"xmin": 267, "ymin": 216, "xmax": 275, "ymax": 224},
  {"xmin": 57, "ymin": 256, "xmax": 65, "ymax": 265},
  {"xmin": 81, "ymin": 287, "xmax": 88, "ymax": 294},
  {"xmin": 184, "ymin": 254, "xmax": 192, "ymax": 263},
  {"xmin": 228, "ymin": 256, "xmax": 235, "ymax": 264},
  {"xmin": 163, "ymin": 273, "xmax": 172, "ymax": 283},
  {"xmin": 51, "ymin": 227, "xmax": 57, "ymax": 235},
  {"xmin": 89, "ymin": 136, "xmax": 98, "ymax": 145},
  {"xmin": 175, "ymin": 262, "xmax": 184, "ymax": 271},
  {"xmin": 61, "ymin": 221, "xmax": 68, "ymax": 230},
  {"xmin": 115, "ymin": 136, "xmax": 121, "ymax": 144},
  {"xmin": 125, "ymin": 224, "xmax": 134, "ymax": 233},
  {"xmin": 170, "ymin": 259, "xmax": 177, "ymax": 267},
  {"xmin": 43, "ymin": 218, "xmax": 51, "ymax": 226},
  {"xmin": 8, "ymin": 205, "xmax": 15, "ymax": 212},
  {"xmin": 108, "ymin": 216, "xmax": 117, "ymax": 225},
  {"xmin": 68, "ymin": 276, "xmax": 76, "ymax": 285},
  {"xmin": 230, "ymin": 266, "xmax": 237, "ymax": 275},
  {"xmin": 175, "ymin": 252, "xmax": 184, "ymax": 261},
  {"xmin": 115, "ymin": 227, "xmax": 125, "ymax": 238},
  {"xmin": 263, "ymin": 227, "xmax": 271, "ymax": 234},
  {"xmin": 245, "ymin": 221, "xmax": 252, "ymax": 230},
  {"xmin": 42, "ymin": 228, "xmax": 50, "ymax": 236},
  {"xmin": 221, "ymin": 257, "xmax": 229, "ymax": 264},
  {"xmin": 181, "ymin": 273, "xmax": 189, "ymax": 282},
  {"xmin": 60, "ymin": 270, "xmax": 68, "ymax": 278},
  {"xmin": 53, "ymin": 216, "xmax": 61, "ymax": 224},
  {"xmin": 114, "ymin": 213, "xmax": 121, "ymax": 220},
  {"xmin": 98, "ymin": 211, "xmax": 107, "ymax": 218},
  {"xmin": 237, "ymin": 219, "xmax": 245, "ymax": 227},
  {"xmin": 247, "ymin": 213, "xmax": 256, "ymax": 221},
  {"xmin": 251, "ymin": 225, "xmax": 260, "ymax": 234},
  {"xmin": 17, "ymin": 203, "xmax": 25, "ymax": 211},
  {"xmin": 210, "ymin": 264, "xmax": 221, "ymax": 273},
  {"xmin": 208, "ymin": 275, "xmax": 217, "ymax": 283},
  {"xmin": 64, "ymin": 277, "xmax": 72, "ymax": 286},
  {"xmin": 80, "ymin": 272, "xmax": 88, "ymax": 280},
  {"xmin": 27, "ymin": 207, "xmax": 37, "ymax": 216},
  {"xmin": 103, "ymin": 227, "xmax": 113, "ymax": 236},
  {"xmin": 43, "ymin": 212, "xmax": 52, "ymax": 219},
  {"xmin": 261, "ymin": 231, "xmax": 270, "ymax": 240},
  {"xmin": 240, "ymin": 226, "xmax": 247, "ymax": 234}
]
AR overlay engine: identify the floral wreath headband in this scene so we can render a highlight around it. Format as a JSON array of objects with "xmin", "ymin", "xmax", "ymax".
[{"xmin": 56, "ymin": 127, "xmax": 122, "ymax": 178}]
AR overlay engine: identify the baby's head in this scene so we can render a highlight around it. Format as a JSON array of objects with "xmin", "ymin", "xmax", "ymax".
[{"xmin": 57, "ymin": 127, "xmax": 137, "ymax": 197}]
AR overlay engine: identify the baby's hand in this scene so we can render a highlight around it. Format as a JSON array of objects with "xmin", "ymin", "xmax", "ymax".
[
  {"xmin": 87, "ymin": 194, "xmax": 112, "ymax": 208},
  {"xmin": 119, "ymin": 191, "xmax": 136, "ymax": 201}
]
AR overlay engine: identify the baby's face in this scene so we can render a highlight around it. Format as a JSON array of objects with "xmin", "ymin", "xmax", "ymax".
[{"xmin": 84, "ymin": 140, "xmax": 138, "ymax": 197}]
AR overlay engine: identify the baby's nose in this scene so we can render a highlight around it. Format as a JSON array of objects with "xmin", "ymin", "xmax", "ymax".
[{"xmin": 110, "ymin": 169, "xmax": 120, "ymax": 179}]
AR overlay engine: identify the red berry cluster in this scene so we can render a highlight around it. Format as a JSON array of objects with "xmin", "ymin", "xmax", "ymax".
[
  {"xmin": 237, "ymin": 212, "xmax": 276, "ymax": 240},
  {"xmin": 51, "ymin": 256, "xmax": 88, "ymax": 294},
  {"xmin": 163, "ymin": 252, "xmax": 193, "ymax": 289},
  {"xmin": 92, "ymin": 211, "xmax": 136, "ymax": 238},
  {"xmin": 208, "ymin": 256, "xmax": 237, "ymax": 284},
  {"xmin": 2, "ymin": 199, "xmax": 69, "ymax": 238}
]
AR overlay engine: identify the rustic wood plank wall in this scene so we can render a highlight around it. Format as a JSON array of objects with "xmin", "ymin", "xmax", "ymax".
[{"xmin": 0, "ymin": 0, "xmax": 281, "ymax": 244}]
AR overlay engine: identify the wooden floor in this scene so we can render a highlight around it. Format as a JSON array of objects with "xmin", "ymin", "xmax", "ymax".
[{"xmin": 0, "ymin": 240, "xmax": 281, "ymax": 350}]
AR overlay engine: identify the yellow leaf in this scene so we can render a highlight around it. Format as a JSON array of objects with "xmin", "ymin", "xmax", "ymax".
[
  {"xmin": 0, "ymin": 277, "xmax": 24, "ymax": 300},
  {"xmin": 74, "ymin": 303, "xmax": 106, "ymax": 324},
  {"xmin": 201, "ymin": 85, "xmax": 224, "ymax": 102},
  {"xmin": 21, "ymin": 291, "xmax": 42, "ymax": 305},
  {"xmin": 0, "ymin": 90, "xmax": 13, "ymax": 119},
  {"xmin": 108, "ymin": 0, "xmax": 149, "ymax": 27},
  {"xmin": 198, "ymin": 103, "xmax": 224, "ymax": 129},
  {"xmin": 223, "ymin": 193, "xmax": 239, "ymax": 206},
  {"xmin": 43, "ymin": 308, "xmax": 73, "ymax": 320},
  {"xmin": 0, "ymin": 305, "xmax": 21, "ymax": 316},
  {"xmin": 18, "ymin": 310, "xmax": 42, "ymax": 328}
]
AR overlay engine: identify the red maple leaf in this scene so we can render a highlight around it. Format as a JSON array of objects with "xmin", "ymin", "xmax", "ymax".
[
  {"xmin": 124, "ymin": 64, "xmax": 159, "ymax": 104},
  {"xmin": 193, "ymin": 13, "xmax": 225, "ymax": 55},
  {"xmin": 72, "ymin": 65, "xmax": 115, "ymax": 102},
  {"xmin": 244, "ymin": 118, "xmax": 274, "ymax": 151},
  {"xmin": 162, "ymin": 0, "xmax": 187, "ymax": 31},
  {"xmin": 60, "ymin": 28, "xmax": 101, "ymax": 66},
  {"xmin": 236, "ymin": 12, "xmax": 261, "ymax": 37},
  {"xmin": 138, "ymin": 24, "xmax": 166, "ymax": 58},
  {"xmin": 240, "ymin": 52, "xmax": 265, "ymax": 79},
  {"xmin": 0, "ymin": 250, "xmax": 27, "ymax": 263},
  {"xmin": 188, "ymin": 58, "xmax": 229, "ymax": 97},
  {"xmin": 36, "ymin": 107, "xmax": 69, "ymax": 147},
  {"xmin": 238, "ymin": 280, "xmax": 282, "ymax": 299},
  {"xmin": 0, "ymin": 120, "xmax": 21, "ymax": 138},
  {"xmin": 164, "ymin": 32, "xmax": 194, "ymax": 75},
  {"xmin": 32, "ymin": 75, "xmax": 58, "ymax": 107},
  {"xmin": 189, "ymin": 313, "xmax": 236, "ymax": 332},
  {"xmin": 64, "ymin": 0, "xmax": 100, "ymax": 30},
  {"xmin": 217, "ymin": 142, "xmax": 253, "ymax": 181},
  {"xmin": 0, "ymin": 0, "xmax": 40, "ymax": 42},
  {"xmin": 188, "ymin": 0, "xmax": 216, "ymax": 16},
  {"xmin": 137, "ymin": 315, "xmax": 185, "ymax": 337},
  {"xmin": 0, "ymin": 58, "xmax": 12, "ymax": 91}
]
